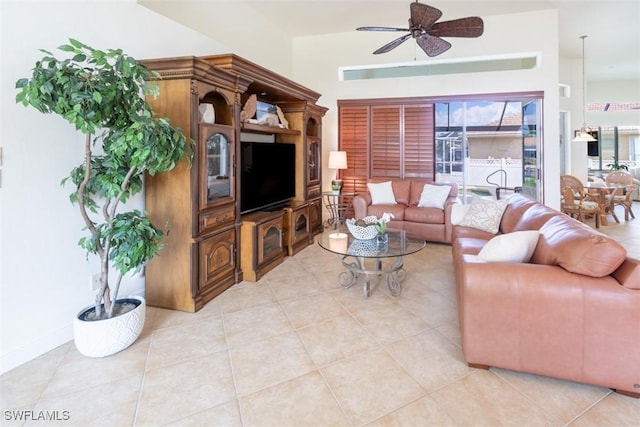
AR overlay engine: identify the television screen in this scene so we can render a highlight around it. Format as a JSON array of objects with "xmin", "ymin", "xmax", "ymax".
[{"xmin": 241, "ymin": 141, "xmax": 296, "ymax": 213}]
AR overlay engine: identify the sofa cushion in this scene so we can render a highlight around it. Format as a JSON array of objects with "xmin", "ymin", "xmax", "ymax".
[
  {"xmin": 404, "ymin": 206, "xmax": 444, "ymax": 224},
  {"xmin": 418, "ymin": 184, "xmax": 452, "ymax": 209},
  {"xmin": 478, "ymin": 230, "xmax": 540, "ymax": 263},
  {"xmin": 611, "ymin": 258, "xmax": 640, "ymax": 289},
  {"xmin": 368, "ymin": 181, "xmax": 397, "ymax": 205},
  {"xmin": 366, "ymin": 204, "xmax": 406, "ymax": 221},
  {"xmin": 391, "ymin": 180, "xmax": 411, "ymax": 205},
  {"xmin": 531, "ymin": 215, "xmax": 627, "ymax": 277},
  {"xmin": 512, "ymin": 203, "xmax": 558, "ymax": 232},
  {"xmin": 451, "ymin": 203, "xmax": 470, "ymax": 225},
  {"xmin": 409, "ymin": 180, "xmax": 454, "ymax": 206},
  {"xmin": 499, "ymin": 194, "xmax": 539, "ymax": 233},
  {"xmin": 459, "ymin": 197, "xmax": 509, "ymax": 234}
]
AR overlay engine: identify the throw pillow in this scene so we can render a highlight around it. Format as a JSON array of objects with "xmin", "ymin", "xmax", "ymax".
[
  {"xmin": 367, "ymin": 181, "xmax": 397, "ymax": 205},
  {"xmin": 478, "ymin": 230, "xmax": 540, "ymax": 263},
  {"xmin": 417, "ymin": 184, "xmax": 451, "ymax": 209},
  {"xmin": 459, "ymin": 197, "xmax": 509, "ymax": 234},
  {"xmin": 450, "ymin": 203, "xmax": 470, "ymax": 225}
]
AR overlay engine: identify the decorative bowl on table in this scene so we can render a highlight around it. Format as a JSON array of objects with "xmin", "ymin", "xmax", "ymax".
[{"xmin": 346, "ymin": 216, "xmax": 379, "ymax": 240}]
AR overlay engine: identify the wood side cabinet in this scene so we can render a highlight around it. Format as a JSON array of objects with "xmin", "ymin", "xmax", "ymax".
[
  {"xmin": 284, "ymin": 202, "xmax": 310, "ymax": 256},
  {"xmin": 240, "ymin": 210, "xmax": 286, "ymax": 281}
]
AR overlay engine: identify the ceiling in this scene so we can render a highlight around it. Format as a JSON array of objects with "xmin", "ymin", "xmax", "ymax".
[{"xmin": 147, "ymin": 0, "xmax": 640, "ymax": 82}]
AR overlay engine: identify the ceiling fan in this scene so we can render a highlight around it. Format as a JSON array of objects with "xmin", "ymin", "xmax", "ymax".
[{"xmin": 356, "ymin": 1, "xmax": 484, "ymax": 57}]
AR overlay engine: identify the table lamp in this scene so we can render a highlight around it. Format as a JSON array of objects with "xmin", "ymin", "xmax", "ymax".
[{"xmin": 328, "ymin": 150, "xmax": 347, "ymax": 193}]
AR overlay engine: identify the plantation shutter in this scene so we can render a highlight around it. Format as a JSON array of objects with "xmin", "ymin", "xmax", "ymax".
[
  {"xmin": 404, "ymin": 104, "xmax": 435, "ymax": 178},
  {"xmin": 338, "ymin": 106, "xmax": 369, "ymax": 194},
  {"xmin": 371, "ymin": 106, "xmax": 401, "ymax": 178}
]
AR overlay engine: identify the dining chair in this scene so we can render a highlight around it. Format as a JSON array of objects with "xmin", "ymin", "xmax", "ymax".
[
  {"xmin": 605, "ymin": 171, "xmax": 636, "ymax": 221},
  {"xmin": 560, "ymin": 185, "xmax": 600, "ymax": 228}
]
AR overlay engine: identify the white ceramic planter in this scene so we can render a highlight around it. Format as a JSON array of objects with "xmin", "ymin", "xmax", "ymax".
[{"xmin": 73, "ymin": 295, "xmax": 146, "ymax": 357}]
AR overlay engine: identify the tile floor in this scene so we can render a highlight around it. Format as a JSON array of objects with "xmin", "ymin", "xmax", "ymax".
[{"xmin": 1, "ymin": 207, "xmax": 639, "ymax": 426}]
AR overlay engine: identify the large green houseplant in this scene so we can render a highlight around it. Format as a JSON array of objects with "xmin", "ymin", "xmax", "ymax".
[{"xmin": 16, "ymin": 39, "xmax": 189, "ymax": 324}]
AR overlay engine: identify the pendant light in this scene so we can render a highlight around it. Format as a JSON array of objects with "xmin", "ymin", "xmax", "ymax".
[{"xmin": 573, "ymin": 35, "xmax": 596, "ymax": 142}]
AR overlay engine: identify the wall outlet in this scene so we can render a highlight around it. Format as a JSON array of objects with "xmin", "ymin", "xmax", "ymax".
[{"xmin": 90, "ymin": 273, "xmax": 101, "ymax": 291}]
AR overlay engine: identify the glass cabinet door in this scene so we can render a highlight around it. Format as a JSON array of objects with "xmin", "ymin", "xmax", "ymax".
[
  {"xmin": 307, "ymin": 138, "xmax": 319, "ymax": 184},
  {"xmin": 201, "ymin": 126, "xmax": 233, "ymax": 207}
]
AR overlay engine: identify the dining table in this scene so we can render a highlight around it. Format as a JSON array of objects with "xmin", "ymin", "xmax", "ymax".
[{"xmin": 584, "ymin": 182, "xmax": 628, "ymax": 225}]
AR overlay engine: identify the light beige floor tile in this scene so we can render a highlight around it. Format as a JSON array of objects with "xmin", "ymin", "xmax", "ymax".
[
  {"xmin": 431, "ymin": 369, "xmax": 556, "ymax": 426},
  {"xmin": 492, "ymin": 367, "xmax": 611, "ymax": 425},
  {"xmin": 223, "ymin": 303, "xmax": 294, "ymax": 348},
  {"xmin": 397, "ymin": 290, "xmax": 458, "ymax": 328},
  {"xmin": 218, "ymin": 281, "xmax": 277, "ymax": 314},
  {"xmin": 297, "ymin": 314, "xmax": 380, "ymax": 367},
  {"xmin": 329, "ymin": 285, "xmax": 393, "ymax": 314},
  {"xmin": 571, "ymin": 392, "xmax": 640, "ymax": 426},
  {"xmin": 24, "ymin": 375, "xmax": 141, "ymax": 427},
  {"xmin": 229, "ymin": 331, "xmax": 315, "ymax": 397},
  {"xmin": 352, "ymin": 302, "xmax": 430, "ymax": 345},
  {"xmin": 434, "ymin": 320, "xmax": 462, "ymax": 348},
  {"xmin": 149, "ymin": 300, "xmax": 221, "ymax": 331},
  {"xmin": 279, "ymin": 292, "xmax": 348, "ymax": 329},
  {"xmin": 262, "ymin": 257, "xmax": 308, "ymax": 280},
  {"xmin": 385, "ymin": 329, "xmax": 473, "ymax": 392},
  {"xmin": 266, "ymin": 273, "xmax": 326, "ymax": 301},
  {"xmin": 146, "ymin": 316, "xmax": 227, "ymax": 371},
  {"xmin": 239, "ymin": 371, "xmax": 349, "ymax": 427},
  {"xmin": 0, "ymin": 343, "xmax": 70, "ymax": 411},
  {"xmin": 165, "ymin": 400, "xmax": 243, "ymax": 426},
  {"xmin": 136, "ymin": 352, "xmax": 235, "ymax": 425},
  {"xmin": 41, "ymin": 336, "xmax": 149, "ymax": 397},
  {"xmin": 321, "ymin": 349, "xmax": 425, "ymax": 426},
  {"xmin": 366, "ymin": 395, "xmax": 457, "ymax": 427}
]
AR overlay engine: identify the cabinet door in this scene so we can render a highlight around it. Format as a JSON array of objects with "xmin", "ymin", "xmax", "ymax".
[
  {"xmin": 258, "ymin": 218, "xmax": 284, "ymax": 265},
  {"xmin": 199, "ymin": 228, "xmax": 236, "ymax": 294},
  {"xmin": 293, "ymin": 207, "xmax": 310, "ymax": 243},
  {"xmin": 308, "ymin": 197, "xmax": 323, "ymax": 235},
  {"xmin": 307, "ymin": 137, "xmax": 320, "ymax": 186},
  {"xmin": 200, "ymin": 124, "xmax": 234, "ymax": 209}
]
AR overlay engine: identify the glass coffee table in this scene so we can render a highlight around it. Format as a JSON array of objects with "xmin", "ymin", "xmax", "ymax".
[{"xmin": 317, "ymin": 228, "xmax": 426, "ymax": 298}]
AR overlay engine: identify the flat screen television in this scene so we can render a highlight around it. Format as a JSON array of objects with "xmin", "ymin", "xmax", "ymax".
[{"xmin": 240, "ymin": 141, "xmax": 296, "ymax": 214}]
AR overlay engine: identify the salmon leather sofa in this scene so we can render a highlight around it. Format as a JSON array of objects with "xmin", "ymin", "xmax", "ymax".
[
  {"xmin": 352, "ymin": 179, "xmax": 459, "ymax": 244},
  {"xmin": 452, "ymin": 193, "xmax": 640, "ymax": 397}
]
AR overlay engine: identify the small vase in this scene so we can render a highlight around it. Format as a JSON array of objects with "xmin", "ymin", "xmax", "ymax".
[{"xmin": 376, "ymin": 232, "xmax": 389, "ymax": 249}]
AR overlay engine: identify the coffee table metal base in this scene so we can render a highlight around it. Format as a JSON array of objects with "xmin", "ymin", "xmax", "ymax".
[{"xmin": 337, "ymin": 255, "xmax": 408, "ymax": 297}]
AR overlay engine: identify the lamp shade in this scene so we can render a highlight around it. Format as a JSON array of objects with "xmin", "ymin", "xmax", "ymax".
[
  {"xmin": 573, "ymin": 130, "xmax": 597, "ymax": 142},
  {"xmin": 328, "ymin": 151, "xmax": 348, "ymax": 169}
]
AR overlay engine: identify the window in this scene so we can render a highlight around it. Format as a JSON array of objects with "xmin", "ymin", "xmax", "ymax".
[{"xmin": 338, "ymin": 101, "xmax": 434, "ymax": 194}]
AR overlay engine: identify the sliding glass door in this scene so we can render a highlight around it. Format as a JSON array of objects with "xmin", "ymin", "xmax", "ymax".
[{"xmin": 435, "ymin": 94, "xmax": 543, "ymax": 202}]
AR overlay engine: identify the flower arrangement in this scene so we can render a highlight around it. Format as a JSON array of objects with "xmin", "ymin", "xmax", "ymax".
[{"xmin": 374, "ymin": 212, "xmax": 395, "ymax": 234}]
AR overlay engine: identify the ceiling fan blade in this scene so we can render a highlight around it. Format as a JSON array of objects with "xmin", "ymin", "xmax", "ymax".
[
  {"xmin": 410, "ymin": 2, "xmax": 442, "ymax": 29},
  {"xmin": 357, "ymin": 26, "xmax": 410, "ymax": 32},
  {"xmin": 428, "ymin": 17, "xmax": 484, "ymax": 38},
  {"xmin": 373, "ymin": 33, "xmax": 412, "ymax": 54},
  {"xmin": 416, "ymin": 34, "xmax": 452, "ymax": 57}
]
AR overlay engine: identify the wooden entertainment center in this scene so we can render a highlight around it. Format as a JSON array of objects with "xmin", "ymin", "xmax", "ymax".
[{"xmin": 143, "ymin": 54, "xmax": 327, "ymax": 312}]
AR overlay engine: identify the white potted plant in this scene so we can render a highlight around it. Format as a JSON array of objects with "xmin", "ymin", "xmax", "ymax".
[{"xmin": 15, "ymin": 39, "xmax": 190, "ymax": 356}]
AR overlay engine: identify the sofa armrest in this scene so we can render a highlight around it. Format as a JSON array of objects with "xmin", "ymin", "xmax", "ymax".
[
  {"xmin": 353, "ymin": 193, "xmax": 372, "ymax": 219},
  {"xmin": 443, "ymin": 197, "xmax": 458, "ymax": 242}
]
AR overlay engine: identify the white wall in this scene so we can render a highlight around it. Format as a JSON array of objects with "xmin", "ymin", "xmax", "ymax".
[
  {"xmin": 0, "ymin": 0, "xmax": 242, "ymax": 374},
  {"xmin": 292, "ymin": 9, "xmax": 561, "ymax": 208}
]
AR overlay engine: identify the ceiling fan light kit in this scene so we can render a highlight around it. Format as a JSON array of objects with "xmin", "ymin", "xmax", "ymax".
[{"xmin": 357, "ymin": 1, "xmax": 484, "ymax": 57}]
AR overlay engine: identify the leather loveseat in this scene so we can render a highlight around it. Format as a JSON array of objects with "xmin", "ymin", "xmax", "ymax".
[
  {"xmin": 452, "ymin": 193, "xmax": 640, "ymax": 397},
  {"xmin": 352, "ymin": 179, "xmax": 459, "ymax": 243}
]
